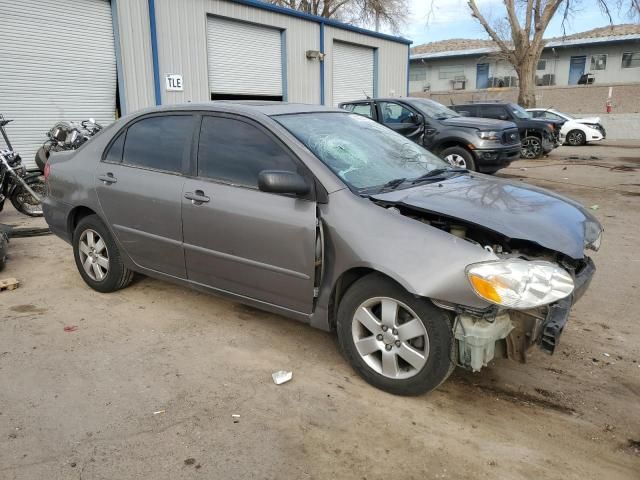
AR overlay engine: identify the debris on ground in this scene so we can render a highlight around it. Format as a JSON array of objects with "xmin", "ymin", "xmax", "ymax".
[
  {"xmin": 153, "ymin": 410, "xmax": 165, "ymax": 415},
  {"xmin": 272, "ymin": 370, "xmax": 293, "ymax": 385},
  {"xmin": 184, "ymin": 458, "xmax": 196, "ymax": 466},
  {"xmin": 590, "ymin": 205, "xmax": 600, "ymax": 210},
  {"xmin": 231, "ymin": 414, "xmax": 240, "ymax": 418},
  {"xmin": 0, "ymin": 277, "xmax": 19, "ymax": 292},
  {"xmin": 603, "ymin": 353, "xmax": 611, "ymax": 357},
  {"xmin": 63, "ymin": 325, "xmax": 78, "ymax": 332}
]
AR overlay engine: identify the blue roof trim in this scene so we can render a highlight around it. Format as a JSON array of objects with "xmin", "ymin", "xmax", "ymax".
[
  {"xmin": 148, "ymin": 0, "xmax": 162, "ymax": 105},
  {"xmin": 230, "ymin": 0, "xmax": 412, "ymax": 45}
]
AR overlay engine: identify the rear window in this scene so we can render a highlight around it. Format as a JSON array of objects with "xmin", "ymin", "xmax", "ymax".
[{"xmin": 122, "ymin": 115, "xmax": 193, "ymax": 173}]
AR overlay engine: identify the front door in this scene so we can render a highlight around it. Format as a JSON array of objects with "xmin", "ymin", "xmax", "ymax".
[
  {"xmin": 377, "ymin": 101, "xmax": 424, "ymax": 144},
  {"xmin": 568, "ymin": 56, "xmax": 586, "ymax": 85},
  {"xmin": 476, "ymin": 63, "xmax": 489, "ymax": 89},
  {"xmin": 182, "ymin": 114, "xmax": 317, "ymax": 314},
  {"xmin": 95, "ymin": 114, "xmax": 194, "ymax": 278}
]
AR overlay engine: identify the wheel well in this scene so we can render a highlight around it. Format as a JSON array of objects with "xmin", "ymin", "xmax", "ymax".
[
  {"xmin": 435, "ymin": 141, "xmax": 470, "ymax": 156},
  {"xmin": 327, "ymin": 267, "xmax": 404, "ymax": 330},
  {"xmin": 67, "ymin": 206, "xmax": 96, "ymax": 236}
]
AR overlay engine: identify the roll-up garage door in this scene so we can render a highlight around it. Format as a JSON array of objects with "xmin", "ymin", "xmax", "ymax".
[
  {"xmin": 207, "ymin": 17, "xmax": 283, "ymax": 99},
  {"xmin": 332, "ymin": 42, "xmax": 375, "ymax": 106},
  {"xmin": 0, "ymin": 0, "xmax": 116, "ymax": 169}
]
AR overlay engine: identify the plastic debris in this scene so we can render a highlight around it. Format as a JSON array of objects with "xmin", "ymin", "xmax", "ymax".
[
  {"xmin": 63, "ymin": 325, "xmax": 78, "ymax": 332},
  {"xmin": 231, "ymin": 414, "xmax": 240, "ymax": 418},
  {"xmin": 153, "ymin": 410, "xmax": 165, "ymax": 415},
  {"xmin": 272, "ymin": 370, "xmax": 293, "ymax": 385},
  {"xmin": 603, "ymin": 352, "xmax": 610, "ymax": 357},
  {"xmin": 590, "ymin": 205, "xmax": 600, "ymax": 210}
]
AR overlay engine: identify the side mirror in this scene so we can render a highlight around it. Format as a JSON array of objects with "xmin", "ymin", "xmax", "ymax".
[
  {"xmin": 410, "ymin": 112, "xmax": 423, "ymax": 124},
  {"xmin": 499, "ymin": 114, "xmax": 509, "ymax": 120},
  {"xmin": 258, "ymin": 170, "xmax": 310, "ymax": 196}
]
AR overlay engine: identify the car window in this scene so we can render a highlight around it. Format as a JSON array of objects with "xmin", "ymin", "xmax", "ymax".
[
  {"xmin": 351, "ymin": 104, "xmax": 374, "ymax": 118},
  {"xmin": 275, "ymin": 112, "xmax": 448, "ymax": 191},
  {"xmin": 122, "ymin": 115, "xmax": 192, "ymax": 173},
  {"xmin": 542, "ymin": 112, "xmax": 562, "ymax": 121},
  {"xmin": 481, "ymin": 106, "xmax": 509, "ymax": 120},
  {"xmin": 454, "ymin": 105, "xmax": 477, "ymax": 117},
  {"xmin": 104, "ymin": 131, "xmax": 125, "ymax": 163},
  {"xmin": 379, "ymin": 102, "xmax": 416, "ymax": 124},
  {"xmin": 197, "ymin": 116, "xmax": 301, "ymax": 188},
  {"xmin": 509, "ymin": 104, "xmax": 531, "ymax": 119}
]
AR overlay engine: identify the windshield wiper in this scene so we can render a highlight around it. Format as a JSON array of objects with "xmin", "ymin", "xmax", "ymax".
[
  {"xmin": 411, "ymin": 168, "xmax": 467, "ymax": 184},
  {"xmin": 379, "ymin": 177, "xmax": 407, "ymax": 190}
]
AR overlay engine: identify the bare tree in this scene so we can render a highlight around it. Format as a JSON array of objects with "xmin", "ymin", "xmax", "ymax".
[
  {"xmin": 466, "ymin": 0, "xmax": 639, "ymax": 107},
  {"xmin": 266, "ymin": 0, "xmax": 409, "ymax": 33}
]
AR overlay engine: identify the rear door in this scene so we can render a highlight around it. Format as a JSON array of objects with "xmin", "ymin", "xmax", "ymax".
[
  {"xmin": 181, "ymin": 114, "xmax": 317, "ymax": 314},
  {"xmin": 95, "ymin": 114, "xmax": 194, "ymax": 278},
  {"xmin": 377, "ymin": 101, "xmax": 424, "ymax": 143}
]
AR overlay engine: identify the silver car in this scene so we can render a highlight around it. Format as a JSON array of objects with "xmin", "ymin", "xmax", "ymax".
[{"xmin": 43, "ymin": 103, "xmax": 602, "ymax": 395}]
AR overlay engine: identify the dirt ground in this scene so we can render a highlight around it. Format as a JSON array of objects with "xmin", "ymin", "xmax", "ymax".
[{"xmin": 1, "ymin": 141, "xmax": 639, "ymax": 479}]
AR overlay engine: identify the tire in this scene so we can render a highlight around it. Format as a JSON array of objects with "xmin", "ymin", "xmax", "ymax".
[
  {"xmin": 566, "ymin": 129, "xmax": 586, "ymax": 146},
  {"xmin": 10, "ymin": 175, "xmax": 45, "ymax": 217},
  {"xmin": 521, "ymin": 136, "xmax": 543, "ymax": 159},
  {"xmin": 440, "ymin": 146, "xmax": 477, "ymax": 171},
  {"xmin": 336, "ymin": 273, "xmax": 455, "ymax": 396},
  {"xmin": 72, "ymin": 214, "xmax": 133, "ymax": 293},
  {"xmin": 35, "ymin": 146, "xmax": 49, "ymax": 172}
]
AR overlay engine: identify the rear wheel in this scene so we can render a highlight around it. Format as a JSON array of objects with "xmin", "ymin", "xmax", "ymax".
[
  {"xmin": 336, "ymin": 274, "xmax": 455, "ymax": 396},
  {"xmin": 73, "ymin": 214, "xmax": 133, "ymax": 293},
  {"xmin": 10, "ymin": 175, "xmax": 45, "ymax": 217},
  {"xmin": 440, "ymin": 146, "xmax": 476, "ymax": 171},
  {"xmin": 566, "ymin": 129, "xmax": 586, "ymax": 146},
  {"xmin": 521, "ymin": 136, "xmax": 543, "ymax": 159}
]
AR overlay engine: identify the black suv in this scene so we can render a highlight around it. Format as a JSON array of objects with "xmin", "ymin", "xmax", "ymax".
[
  {"xmin": 449, "ymin": 102, "xmax": 561, "ymax": 159},
  {"xmin": 338, "ymin": 97, "xmax": 521, "ymax": 174}
]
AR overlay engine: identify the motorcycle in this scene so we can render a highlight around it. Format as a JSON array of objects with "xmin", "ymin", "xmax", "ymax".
[
  {"xmin": 0, "ymin": 115, "xmax": 45, "ymax": 217},
  {"xmin": 35, "ymin": 119, "xmax": 102, "ymax": 171}
]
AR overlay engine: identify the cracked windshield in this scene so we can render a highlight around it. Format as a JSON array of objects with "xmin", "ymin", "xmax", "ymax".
[{"xmin": 276, "ymin": 112, "xmax": 448, "ymax": 191}]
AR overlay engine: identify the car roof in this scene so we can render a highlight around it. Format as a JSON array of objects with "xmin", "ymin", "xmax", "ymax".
[{"xmin": 126, "ymin": 101, "xmax": 344, "ymax": 118}]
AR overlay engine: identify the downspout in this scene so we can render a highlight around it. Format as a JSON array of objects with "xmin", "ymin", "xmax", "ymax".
[
  {"xmin": 406, "ymin": 44, "xmax": 410, "ymax": 96},
  {"xmin": 148, "ymin": 0, "xmax": 162, "ymax": 105},
  {"xmin": 319, "ymin": 21, "xmax": 325, "ymax": 105},
  {"xmin": 111, "ymin": 0, "xmax": 127, "ymax": 115}
]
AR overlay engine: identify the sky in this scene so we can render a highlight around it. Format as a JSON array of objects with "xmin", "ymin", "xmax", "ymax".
[{"xmin": 400, "ymin": 0, "xmax": 631, "ymax": 45}]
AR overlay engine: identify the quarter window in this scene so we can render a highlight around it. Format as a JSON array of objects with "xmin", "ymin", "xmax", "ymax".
[
  {"xmin": 622, "ymin": 52, "xmax": 640, "ymax": 68},
  {"xmin": 122, "ymin": 115, "xmax": 192, "ymax": 173},
  {"xmin": 104, "ymin": 131, "xmax": 125, "ymax": 163},
  {"xmin": 197, "ymin": 116, "xmax": 300, "ymax": 188},
  {"xmin": 591, "ymin": 54, "xmax": 607, "ymax": 70}
]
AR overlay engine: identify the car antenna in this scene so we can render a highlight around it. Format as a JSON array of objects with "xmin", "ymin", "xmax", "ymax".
[{"xmin": 362, "ymin": 90, "xmax": 371, "ymax": 100}]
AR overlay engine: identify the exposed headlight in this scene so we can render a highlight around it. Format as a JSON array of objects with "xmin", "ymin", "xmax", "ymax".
[
  {"xmin": 585, "ymin": 221, "xmax": 603, "ymax": 251},
  {"xmin": 477, "ymin": 131, "xmax": 500, "ymax": 141},
  {"xmin": 466, "ymin": 260, "xmax": 574, "ymax": 309}
]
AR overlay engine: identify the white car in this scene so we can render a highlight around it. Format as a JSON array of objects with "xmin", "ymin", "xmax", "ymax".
[{"xmin": 527, "ymin": 108, "xmax": 606, "ymax": 146}]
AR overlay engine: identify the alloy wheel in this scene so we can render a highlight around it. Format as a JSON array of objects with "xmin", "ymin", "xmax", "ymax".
[
  {"xmin": 78, "ymin": 229, "xmax": 109, "ymax": 281},
  {"xmin": 351, "ymin": 297, "xmax": 429, "ymax": 379},
  {"xmin": 521, "ymin": 137, "xmax": 542, "ymax": 159},
  {"xmin": 444, "ymin": 154, "xmax": 467, "ymax": 168},
  {"xmin": 567, "ymin": 131, "xmax": 585, "ymax": 146}
]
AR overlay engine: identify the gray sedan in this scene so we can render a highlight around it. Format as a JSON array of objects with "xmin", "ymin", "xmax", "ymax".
[{"xmin": 43, "ymin": 103, "xmax": 602, "ymax": 395}]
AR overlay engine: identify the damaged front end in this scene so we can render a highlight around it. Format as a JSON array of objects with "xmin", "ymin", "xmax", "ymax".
[{"xmin": 378, "ymin": 201, "xmax": 599, "ymax": 372}]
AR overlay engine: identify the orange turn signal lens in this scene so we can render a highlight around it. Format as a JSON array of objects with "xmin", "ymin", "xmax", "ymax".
[{"xmin": 469, "ymin": 275, "xmax": 502, "ymax": 303}]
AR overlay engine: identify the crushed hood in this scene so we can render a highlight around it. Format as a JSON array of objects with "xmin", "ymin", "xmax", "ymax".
[
  {"xmin": 372, "ymin": 174, "xmax": 602, "ymax": 259},
  {"xmin": 575, "ymin": 116, "xmax": 601, "ymax": 125}
]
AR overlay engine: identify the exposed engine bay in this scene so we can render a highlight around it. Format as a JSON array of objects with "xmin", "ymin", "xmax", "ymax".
[{"xmin": 379, "ymin": 201, "xmax": 594, "ymax": 372}]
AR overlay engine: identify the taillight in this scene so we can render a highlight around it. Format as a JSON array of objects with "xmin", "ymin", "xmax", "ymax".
[{"xmin": 44, "ymin": 162, "xmax": 51, "ymax": 180}]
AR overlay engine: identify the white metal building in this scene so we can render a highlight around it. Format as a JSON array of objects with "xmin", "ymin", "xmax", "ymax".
[
  {"xmin": 0, "ymin": 0, "xmax": 410, "ymax": 168},
  {"xmin": 409, "ymin": 28, "xmax": 640, "ymax": 94}
]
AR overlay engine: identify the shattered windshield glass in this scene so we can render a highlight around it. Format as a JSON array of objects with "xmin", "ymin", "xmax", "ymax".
[{"xmin": 275, "ymin": 112, "xmax": 448, "ymax": 191}]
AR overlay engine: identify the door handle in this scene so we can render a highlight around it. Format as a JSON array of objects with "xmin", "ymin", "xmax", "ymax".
[
  {"xmin": 98, "ymin": 173, "xmax": 117, "ymax": 184},
  {"xmin": 184, "ymin": 190, "xmax": 210, "ymax": 204}
]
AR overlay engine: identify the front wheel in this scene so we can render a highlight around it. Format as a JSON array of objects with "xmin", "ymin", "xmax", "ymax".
[
  {"xmin": 566, "ymin": 129, "xmax": 586, "ymax": 146},
  {"xmin": 440, "ymin": 146, "xmax": 477, "ymax": 171},
  {"xmin": 336, "ymin": 274, "xmax": 455, "ymax": 396},
  {"xmin": 10, "ymin": 175, "xmax": 45, "ymax": 217},
  {"xmin": 521, "ymin": 136, "xmax": 543, "ymax": 159}
]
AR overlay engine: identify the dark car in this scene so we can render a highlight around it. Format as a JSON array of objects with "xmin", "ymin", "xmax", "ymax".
[
  {"xmin": 43, "ymin": 102, "xmax": 602, "ymax": 396},
  {"xmin": 450, "ymin": 102, "xmax": 561, "ymax": 159},
  {"xmin": 339, "ymin": 97, "xmax": 521, "ymax": 174}
]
